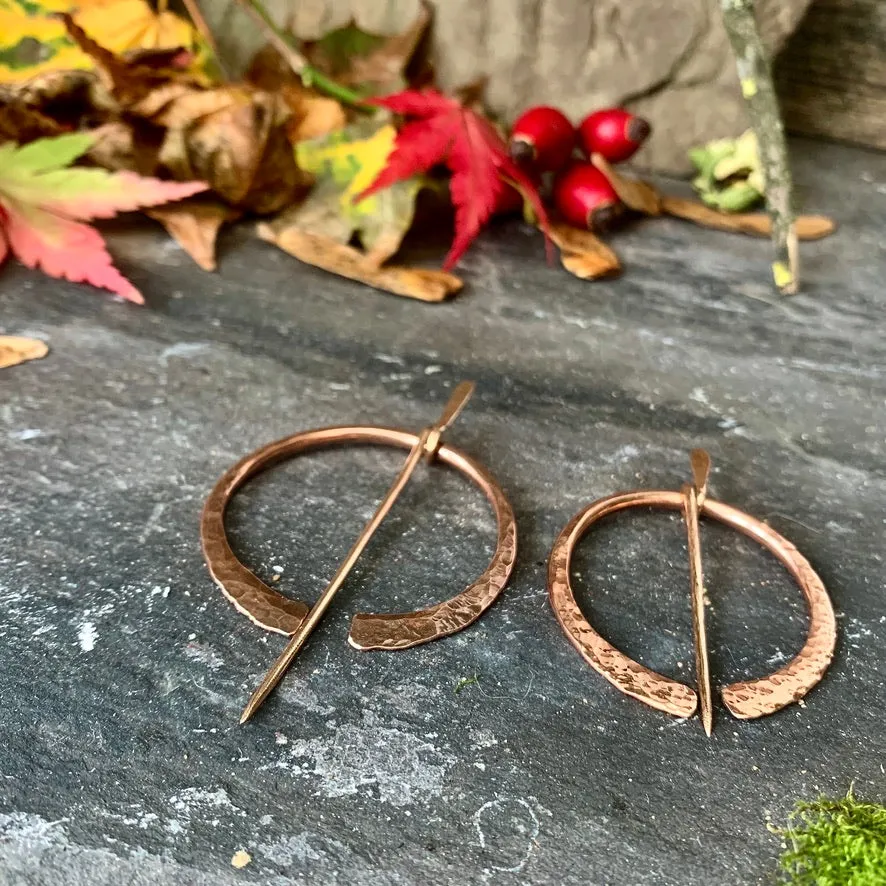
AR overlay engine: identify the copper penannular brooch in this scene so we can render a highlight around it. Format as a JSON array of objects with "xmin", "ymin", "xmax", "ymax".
[
  {"xmin": 200, "ymin": 382, "xmax": 517, "ymax": 724},
  {"xmin": 547, "ymin": 449, "xmax": 837, "ymax": 735}
]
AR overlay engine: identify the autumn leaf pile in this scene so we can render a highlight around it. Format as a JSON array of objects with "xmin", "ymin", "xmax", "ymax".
[
  {"xmin": 0, "ymin": 0, "xmax": 836, "ymax": 304},
  {"xmin": 1, "ymin": 0, "xmax": 471, "ymax": 301}
]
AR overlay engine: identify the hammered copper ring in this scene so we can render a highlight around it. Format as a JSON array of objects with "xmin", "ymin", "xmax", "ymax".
[
  {"xmin": 547, "ymin": 490, "xmax": 837, "ymax": 722},
  {"xmin": 201, "ymin": 425, "xmax": 517, "ymax": 651}
]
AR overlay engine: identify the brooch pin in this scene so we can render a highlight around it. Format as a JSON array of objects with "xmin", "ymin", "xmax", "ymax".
[
  {"xmin": 201, "ymin": 382, "xmax": 517, "ymax": 723},
  {"xmin": 547, "ymin": 450, "xmax": 837, "ymax": 734}
]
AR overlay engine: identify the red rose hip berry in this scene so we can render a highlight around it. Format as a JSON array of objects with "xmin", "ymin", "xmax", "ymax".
[
  {"xmin": 509, "ymin": 106, "xmax": 576, "ymax": 172},
  {"xmin": 553, "ymin": 162, "xmax": 622, "ymax": 231},
  {"xmin": 578, "ymin": 108, "xmax": 651, "ymax": 164},
  {"xmin": 493, "ymin": 182, "xmax": 525, "ymax": 216}
]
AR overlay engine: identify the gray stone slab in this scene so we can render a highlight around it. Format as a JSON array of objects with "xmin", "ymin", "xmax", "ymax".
[{"xmin": 1, "ymin": 138, "xmax": 884, "ymax": 885}]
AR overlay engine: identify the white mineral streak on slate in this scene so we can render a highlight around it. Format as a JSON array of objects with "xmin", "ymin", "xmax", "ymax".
[
  {"xmin": 77, "ymin": 621, "xmax": 98, "ymax": 652},
  {"xmin": 262, "ymin": 711, "xmax": 456, "ymax": 807}
]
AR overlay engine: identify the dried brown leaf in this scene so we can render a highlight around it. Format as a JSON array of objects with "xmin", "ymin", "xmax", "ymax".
[
  {"xmin": 287, "ymin": 121, "xmax": 425, "ymax": 269},
  {"xmin": 130, "ymin": 82, "xmax": 209, "ymax": 121},
  {"xmin": 245, "ymin": 42, "xmax": 347, "ymax": 144},
  {"xmin": 61, "ymin": 13, "xmax": 200, "ymax": 107},
  {"xmin": 343, "ymin": 4, "xmax": 430, "ymax": 91},
  {"xmin": 155, "ymin": 88, "xmax": 308, "ymax": 213},
  {"xmin": 549, "ymin": 222, "xmax": 621, "ymax": 280},
  {"xmin": 793, "ymin": 216, "xmax": 836, "ymax": 240},
  {"xmin": 257, "ymin": 224, "xmax": 461, "ymax": 302},
  {"xmin": 244, "ymin": 44, "xmax": 292, "ymax": 92},
  {"xmin": 0, "ymin": 70, "xmax": 109, "ymax": 134},
  {"xmin": 5, "ymin": 24, "xmax": 302, "ymax": 215},
  {"xmin": 591, "ymin": 153, "xmax": 662, "ymax": 216},
  {"xmin": 86, "ymin": 121, "xmax": 135, "ymax": 170},
  {"xmin": 0, "ymin": 69, "xmax": 98, "ymax": 107},
  {"xmin": 121, "ymin": 47, "xmax": 195, "ymax": 71},
  {"xmin": 266, "ymin": 185, "xmax": 351, "ymax": 247},
  {"xmin": 86, "ymin": 121, "xmax": 162, "ymax": 174},
  {"xmin": 548, "ymin": 222, "xmax": 617, "ymax": 257},
  {"xmin": 284, "ymin": 85, "xmax": 347, "ymax": 143},
  {"xmin": 304, "ymin": 3, "xmax": 431, "ymax": 94},
  {"xmin": 0, "ymin": 101, "xmax": 65, "ymax": 142},
  {"xmin": 146, "ymin": 199, "xmax": 240, "ymax": 271},
  {"xmin": 660, "ymin": 195, "xmax": 836, "ymax": 241},
  {"xmin": 141, "ymin": 87, "xmax": 240, "ymax": 128},
  {"xmin": 560, "ymin": 251, "xmax": 622, "ymax": 279},
  {"xmin": 0, "ymin": 337, "xmax": 49, "ymax": 370}
]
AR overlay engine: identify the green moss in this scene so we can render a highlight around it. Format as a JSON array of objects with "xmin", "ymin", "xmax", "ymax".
[
  {"xmin": 774, "ymin": 788, "xmax": 886, "ymax": 885},
  {"xmin": 454, "ymin": 673, "xmax": 479, "ymax": 695}
]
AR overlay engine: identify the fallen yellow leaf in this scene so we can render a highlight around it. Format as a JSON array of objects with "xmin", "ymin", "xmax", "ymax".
[
  {"xmin": 293, "ymin": 121, "xmax": 424, "ymax": 267},
  {"xmin": 0, "ymin": 336, "xmax": 49, "ymax": 369},
  {"xmin": 0, "ymin": 0, "xmax": 210, "ymax": 84},
  {"xmin": 76, "ymin": 0, "xmax": 193, "ymax": 53}
]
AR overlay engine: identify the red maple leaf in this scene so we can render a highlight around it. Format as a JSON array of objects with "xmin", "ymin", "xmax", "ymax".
[{"xmin": 358, "ymin": 89, "xmax": 549, "ymax": 270}]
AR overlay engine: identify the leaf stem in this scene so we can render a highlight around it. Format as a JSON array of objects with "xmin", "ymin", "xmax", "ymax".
[
  {"xmin": 233, "ymin": 0, "xmax": 369, "ymax": 109},
  {"xmin": 179, "ymin": 0, "xmax": 229, "ymax": 80},
  {"xmin": 720, "ymin": 0, "xmax": 798, "ymax": 294}
]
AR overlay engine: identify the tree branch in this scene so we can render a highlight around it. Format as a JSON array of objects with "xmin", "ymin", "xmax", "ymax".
[{"xmin": 720, "ymin": 0, "xmax": 798, "ymax": 294}]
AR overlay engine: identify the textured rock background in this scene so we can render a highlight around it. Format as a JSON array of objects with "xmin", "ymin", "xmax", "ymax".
[
  {"xmin": 1, "ymin": 139, "xmax": 885, "ymax": 885},
  {"xmin": 202, "ymin": 0, "xmax": 812, "ymax": 174}
]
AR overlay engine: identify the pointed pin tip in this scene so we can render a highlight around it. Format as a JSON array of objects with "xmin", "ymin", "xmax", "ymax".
[
  {"xmin": 702, "ymin": 714, "xmax": 713, "ymax": 737},
  {"xmin": 239, "ymin": 699, "xmax": 259, "ymax": 725}
]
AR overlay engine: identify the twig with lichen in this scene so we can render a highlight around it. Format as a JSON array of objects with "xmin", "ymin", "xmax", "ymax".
[
  {"xmin": 720, "ymin": 0, "xmax": 798, "ymax": 294},
  {"xmin": 232, "ymin": 0, "xmax": 368, "ymax": 109}
]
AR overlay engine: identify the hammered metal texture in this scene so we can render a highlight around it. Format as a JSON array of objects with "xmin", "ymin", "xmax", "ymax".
[
  {"xmin": 547, "ymin": 490, "xmax": 837, "ymax": 722},
  {"xmin": 201, "ymin": 426, "xmax": 516, "ymax": 647},
  {"xmin": 348, "ymin": 446, "xmax": 516, "ymax": 650},
  {"xmin": 548, "ymin": 496, "xmax": 698, "ymax": 718},
  {"xmin": 201, "ymin": 448, "xmax": 311, "ymax": 636},
  {"xmin": 714, "ymin": 508, "xmax": 837, "ymax": 719}
]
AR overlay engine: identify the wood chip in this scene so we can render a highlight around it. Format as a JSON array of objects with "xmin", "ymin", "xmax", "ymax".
[
  {"xmin": 591, "ymin": 153, "xmax": 662, "ymax": 215},
  {"xmin": 660, "ymin": 195, "xmax": 837, "ymax": 240},
  {"xmin": 230, "ymin": 850, "xmax": 251, "ymax": 869},
  {"xmin": 147, "ymin": 199, "xmax": 240, "ymax": 271},
  {"xmin": 0, "ymin": 336, "xmax": 49, "ymax": 370},
  {"xmin": 257, "ymin": 225, "xmax": 462, "ymax": 302},
  {"xmin": 549, "ymin": 222, "xmax": 621, "ymax": 280}
]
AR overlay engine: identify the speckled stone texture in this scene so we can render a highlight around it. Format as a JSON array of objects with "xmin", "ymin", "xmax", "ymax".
[{"xmin": 1, "ymin": 139, "xmax": 884, "ymax": 885}]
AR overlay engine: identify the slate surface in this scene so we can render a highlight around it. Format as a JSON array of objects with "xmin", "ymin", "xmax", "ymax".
[{"xmin": 1, "ymin": 139, "xmax": 884, "ymax": 885}]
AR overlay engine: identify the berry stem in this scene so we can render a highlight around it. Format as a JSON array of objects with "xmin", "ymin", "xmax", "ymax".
[{"xmin": 720, "ymin": 0, "xmax": 798, "ymax": 294}]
